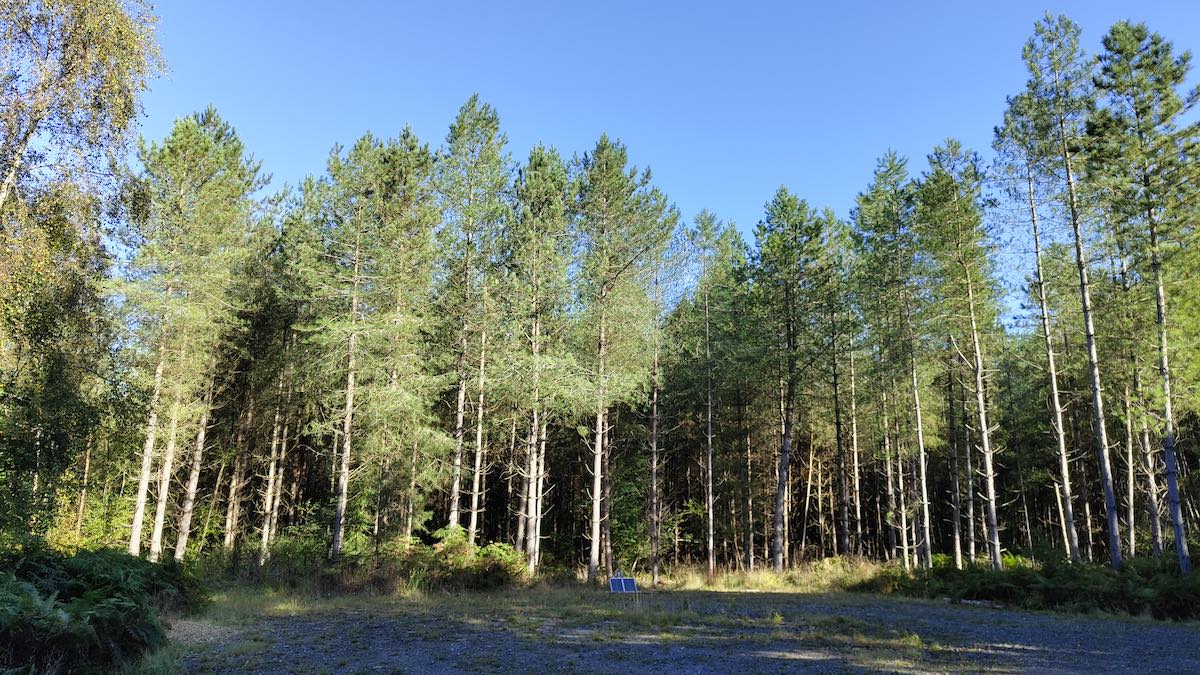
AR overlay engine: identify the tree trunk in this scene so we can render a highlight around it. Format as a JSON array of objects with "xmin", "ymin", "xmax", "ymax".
[
  {"xmin": 650, "ymin": 312, "xmax": 662, "ymax": 584},
  {"xmin": 129, "ymin": 337, "xmax": 168, "ymax": 556},
  {"xmin": 909, "ymin": 348, "xmax": 932, "ymax": 569},
  {"xmin": 848, "ymin": 342, "xmax": 862, "ymax": 554},
  {"xmin": 174, "ymin": 377, "xmax": 214, "ymax": 561},
  {"xmin": 1148, "ymin": 215, "xmax": 1191, "ymax": 573},
  {"xmin": 882, "ymin": 388, "xmax": 897, "ymax": 562},
  {"xmin": 947, "ymin": 356, "xmax": 963, "ymax": 570},
  {"xmin": 587, "ymin": 298, "xmax": 607, "ymax": 584},
  {"xmin": 149, "ymin": 390, "xmax": 183, "ymax": 563},
  {"xmin": 1027, "ymin": 168, "xmax": 1081, "ymax": 563},
  {"xmin": 704, "ymin": 284, "xmax": 716, "ymax": 576},
  {"xmin": 832, "ymin": 320, "xmax": 850, "ymax": 556},
  {"xmin": 467, "ymin": 326, "xmax": 488, "ymax": 545},
  {"xmin": 75, "ymin": 438, "xmax": 92, "ymax": 539},
  {"xmin": 223, "ymin": 421, "xmax": 248, "ymax": 551},
  {"xmin": 331, "ymin": 235, "xmax": 361, "ymax": 561},
  {"xmin": 258, "ymin": 400, "xmax": 282, "ymax": 564},
  {"xmin": 1055, "ymin": 78, "xmax": 1122, "ymax": 569}
]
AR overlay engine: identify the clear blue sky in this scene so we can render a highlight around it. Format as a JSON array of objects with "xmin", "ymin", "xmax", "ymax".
[{"xmin": 141, "ymin": 1, "xmax": 1200, "ymax": 233}]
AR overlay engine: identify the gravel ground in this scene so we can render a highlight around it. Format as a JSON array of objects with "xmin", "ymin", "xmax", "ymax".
[{"xmin": 173, "ymin": 590, "xmax": 1200, "ymax": 674}]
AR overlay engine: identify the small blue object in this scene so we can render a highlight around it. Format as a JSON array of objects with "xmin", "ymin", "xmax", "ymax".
[{"xmin": 608, "ymin": 575, "xmax": 638, "ymax": 593}]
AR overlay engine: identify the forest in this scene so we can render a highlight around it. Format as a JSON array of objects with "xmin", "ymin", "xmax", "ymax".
[{"xmin": 4, "ymin": 1, "xmax": 1200, "ymax": 671}]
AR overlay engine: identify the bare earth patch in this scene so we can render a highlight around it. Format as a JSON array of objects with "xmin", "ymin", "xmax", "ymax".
[{"xmin": 173, "ymin": 589, "xmax": 1200, "ymax": 673}]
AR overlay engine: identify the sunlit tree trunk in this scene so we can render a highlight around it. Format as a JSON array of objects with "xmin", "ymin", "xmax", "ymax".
[{"xmin": 174, "ymin": 377, "xmax": 214, "ymax": 560}]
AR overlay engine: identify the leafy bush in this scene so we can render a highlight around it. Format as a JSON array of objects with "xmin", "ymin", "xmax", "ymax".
[
  {"xmin": 232, "ymin": 526, "xmax": 529, "ymax": 595},
  {"xmin": 0, "ymin": 539, "xmax": 204, "ymax": 672},
  {"xmin": 849, "ymin": 556, "xmax": 1200, "ymax": 620}
]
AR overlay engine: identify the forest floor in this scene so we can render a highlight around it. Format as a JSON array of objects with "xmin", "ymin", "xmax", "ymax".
[{"xmin": 166, "ymin": 586, "xmax": 1200, "ymax": 674}]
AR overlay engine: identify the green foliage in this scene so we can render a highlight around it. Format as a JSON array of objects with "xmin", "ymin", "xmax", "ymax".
[
  {"xmin": 852, "ymin": 557, "xmax": 1200, "ymax": 620},
  {"xmin": 0, "ymin": 539, "xmax": 203, "ymax": 671}
]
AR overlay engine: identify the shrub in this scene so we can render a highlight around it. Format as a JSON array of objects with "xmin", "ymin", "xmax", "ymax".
[
  {"xmin": 0, "ymin": 539, "xmax": 204, "ymax": 672},
  {"xmin": 849, "ymin": 556, "xmax": 1200, "ymax": 621}
]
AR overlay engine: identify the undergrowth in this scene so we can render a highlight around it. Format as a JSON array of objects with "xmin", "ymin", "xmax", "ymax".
[
  {"xmin": 0, "ymin": 537, "xmax": 205, "ymax": 673},
  {"xmin": 850, "ymin": 554, "xmax": 1200, "ymax": 620}
]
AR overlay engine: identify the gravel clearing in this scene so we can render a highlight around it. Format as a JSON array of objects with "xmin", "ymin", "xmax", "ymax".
[{"xmin": 173, "ymin": 590, "xmax": 1200, "ymax": 673}]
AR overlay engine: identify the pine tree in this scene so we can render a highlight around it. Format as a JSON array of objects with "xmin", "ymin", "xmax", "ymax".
[
  {"xmin": 574, "ymin": 135, "xmax": 675, "ymax": 583},
  {"xmin": 1089, "ymin": 21, "xmax": 1199, "ymax": 572}
]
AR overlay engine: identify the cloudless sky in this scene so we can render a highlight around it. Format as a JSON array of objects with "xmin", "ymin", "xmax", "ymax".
[{"xmin": 141, "ymin": 1, "xmax": 1200, "ymax": 236}]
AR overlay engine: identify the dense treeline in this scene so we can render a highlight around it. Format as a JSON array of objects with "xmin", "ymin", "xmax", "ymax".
[{"xmin": 4, "ymin": 4, "xmax": 1200, "ymax": 584}]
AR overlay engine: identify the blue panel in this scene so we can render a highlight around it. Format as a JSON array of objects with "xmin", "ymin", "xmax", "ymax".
[
  {"xmin": 622, "ymin": 578, "xmax": 637, "ymax": 592},
  {"xmin": 608, "ymin": 578, "xmax": 621, "ymax": 592}
]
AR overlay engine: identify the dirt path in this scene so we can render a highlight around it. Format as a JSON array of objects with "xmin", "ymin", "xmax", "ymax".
[{"xmin": 173, "ymin": 589, "xmax": 1200, "ymax": 673}]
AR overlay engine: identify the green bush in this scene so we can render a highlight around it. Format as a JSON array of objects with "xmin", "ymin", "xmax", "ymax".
[
  {"xmin": 849, "ymin": 556, "xmax": 1200, "ymax": 621},
  {"xmin": 0, "ymin": 539, "xmax": 204, "ymax": 672}
]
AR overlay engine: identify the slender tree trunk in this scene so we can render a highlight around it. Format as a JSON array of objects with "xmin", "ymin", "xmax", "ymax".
[
  {"xmin": 602, "ymin": 410, "xmax": 614, "ymax": 577},
  {"xmin": 848, "ymin": 342, "xmax": 862, "ymax": 554},
  {"xmin": 650, "ymin": 311, "xmax": 662, "ymax": 584},
  {"xmin": 772, "ymin": 314, "xmax": 797, "ymax": 571},
  {"xmin": 149, "ymin": 390, "xmax": 183, "ymax": 563},
  {"xmin": 947, "ymin": 356, "xmax": 963, "ymax": 570},
  {"xmin": 174, "ymin": 377, "xmax": 214, "ymax": 561},
  {"xmin": 1055, "ymin": 81, "xmax": 1122, "ymax": 569},
  {"xmin": 1123, "ymin": 386, "xmax": 1137, "ymax": 557},
  {"xmin": 961, "ymin": 278, "xmax": 1001, "ymax": 570},
  {"xmin": 1027, "ymin": 170, "xmax": 1081, "ymax": 563},
  {"xmin": 468, "ymin": 326, "xmax": 488, "ymax": 545},
  {"xmin": 75, "ymin": 438, "xmax": 92, "ymax": 539},
  {"xmin": 832, "ymin": 321, "xmax": 850, "ymax": 556},
  {"xmin": 704, "ymin": 284, "xmax": 716, "ymax": 576},
  {"xmin": 882, "ymin": 388, "xmax": 897, "ymax": 562},
  {"xmin": 223, "ymin": 425, "xmax": 247, "ymax": 551},
  {"xmin": 1149, "ymin": 217, "xmax": 1191, "ymax": 572},
  {"xmin": 587, "ymin": 298, "xmax": 607, "ymax": 584},
  {"xmin": 130, "ymin": 338, "xmax": 168, "ymax": 556},
  {"xmin": 531, "ymin": 420, "xmax": 548, "ymax": 570},
  {"xmin": 516, "ymin": 421, "xmax": 533, "ymax": 553},
  {"xmin": 197, "ymin": 460, "xmax": 224, "ymax": 556},
  {"xmin": 405, "ymin": 443, "xmax": 418, "ymax": 539},
  {"xmin": 331, "ymin": 236, "xmax": 360, "ymax": 561},
  {"xmin": 268, "ymin": 411, "xmax": 291, "ymax": 543},
  {"xmin": 896, "ymin": 443, "xmax": 910, "ymax": 571},
  {"xmin": 1136, "ymin": 385, "xmax": 1164, "ymax": 556},
  {"xmin": 964, "ymin": 389, "xmax": 977, "ymax": 563},
  {"xmin": 258, "ymin": 400, "xmax": 282, "ymax": 564},
  {"xmin": 909, "ymin": 348, "xmax": 932, "ymax": 568}
]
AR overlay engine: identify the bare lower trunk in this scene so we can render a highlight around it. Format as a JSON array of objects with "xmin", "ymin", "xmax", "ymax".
[
  {"xmin": 258, "ymin": 402, "xmax": 282, "ymax": 563},
  {"xmin": 587, "ymin": 304, "xmax": 607, "ymax": 584},
  {"xmin": 130, "ymin": 339, "xmax": 168, "ymax": 556},
  {"xmin": 956, "ymin": 265, "xmax": 1002, "ymax": 571},
  {"xmin": 223, "ymin": 436, "xmax": 247, "ymax": 551},
  {"xmin": 467, "ymin": 327, "xmax": 488, "ymax": 545},
  {"xmin": 1027, "ymin": 171, "xmax": 1080, "ymax": 563},
  {"xmin": 75, "ymin": 439, "xmax": 92, "ymax": 539},
  {"xmin": 1058, "ymin": 86, "xmax": 1122, "ymax": 569},
  {"xmin": 1136, "ymin": 383, "xmax": 1164, "ymax": 556},
  {"xmin": 174, "ymin": 379, "xmax": 214, "ymax": 561},
  {"xmin": 331, "ymin": 236, "xmax": 361, "ymax": 561},
  {"xmin": 1149, "ymin": 220, "xmax": 1191, "ymax": 573},
  {"xmin": 149, "ymin": 391, "xmax": 183, "ymax": 563},
  {"xmin": 772, "ymin": 379, "xmax": 795, "ymax": 571},
  {"xmin": 909, "ymin": 349, "xmax": 932, "ymax": 569},
  {"xmin": 650, "ymin": 331, "xmax": 662, "ymax": 584},
  {"xmin": 449, "ymin": 361, "xmax": 468, "ymax": 528},
  {"xmin": 832, "ymin": 324, "xmax": 850, "ymax": 556},
  {"xmin": 882, "ymin": 388, "xmax": 897, "ymax": 561},
  {"xmin": 848, "ymin": 344, "xmax": 862, "ymax": 553}
]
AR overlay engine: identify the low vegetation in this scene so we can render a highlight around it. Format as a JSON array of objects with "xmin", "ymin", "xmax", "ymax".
[
  {"xmin": 0, "ymin": 539, "xmax": 204, "ymax": 673},
  {"xmin": 853, "ymin": 555, "xmax": 1200, "ymax": 621}
]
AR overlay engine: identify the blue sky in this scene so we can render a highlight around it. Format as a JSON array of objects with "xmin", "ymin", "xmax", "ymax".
[{"xmin": 141, "ymin": 1, "xmax": 1200, "ymax": 235}]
